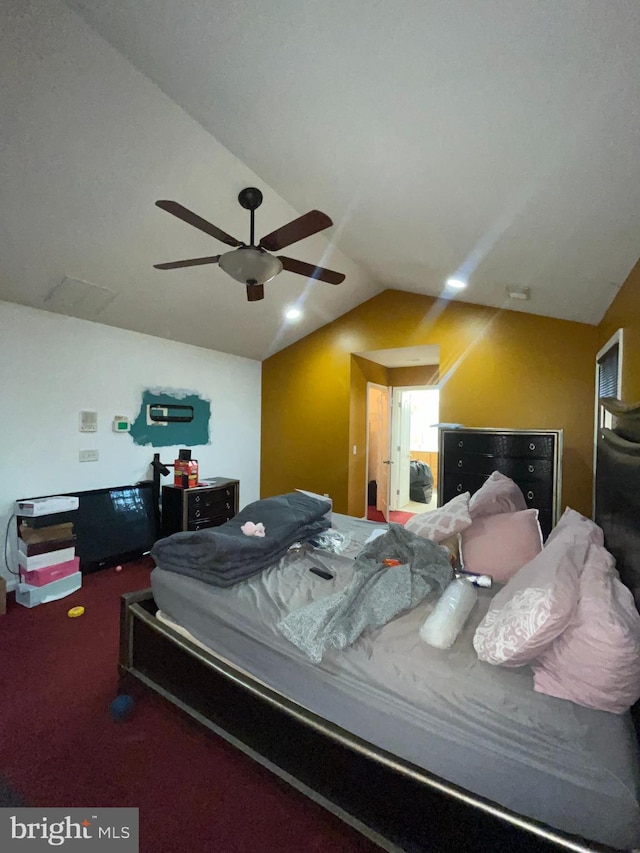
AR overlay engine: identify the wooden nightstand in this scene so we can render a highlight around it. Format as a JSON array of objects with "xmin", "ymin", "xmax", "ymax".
[{"xmin": 161, "ymin": 478, "xmax": 239, "ymax": 536}]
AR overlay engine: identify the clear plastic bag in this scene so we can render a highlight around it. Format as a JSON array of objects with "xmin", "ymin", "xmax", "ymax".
[
  {"xmin": 419, "ymin": 578, "xmax": 478, "ymax": 649},
  {"xmin": 309, "ymin": 528, "xmax": 351, "ymax": 554}
]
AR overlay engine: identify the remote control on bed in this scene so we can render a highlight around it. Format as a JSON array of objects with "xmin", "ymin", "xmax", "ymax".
[{"xmin": 309, "ymin": 566, "xmax": 334, "ymax": 580}]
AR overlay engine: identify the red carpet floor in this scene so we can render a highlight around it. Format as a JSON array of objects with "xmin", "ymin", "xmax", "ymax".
[
  {"xmin": 366, "ymin": 506, "xmax": 415, "ymax": 524},
  {"xmin": 0, "ymin": 559, "xmax": 379, "ymax": 853}
]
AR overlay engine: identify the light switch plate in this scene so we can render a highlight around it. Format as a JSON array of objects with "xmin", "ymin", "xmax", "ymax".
[{"xmin": 79, "ymin": 449, "xmax": 99, "ymax": 462}]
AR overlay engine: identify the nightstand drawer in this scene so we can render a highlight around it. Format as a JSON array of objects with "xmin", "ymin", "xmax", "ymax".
[
  {"xmin": 187, "ymin": 511, "xmax": 235, "ymax": 531},
  {"xmin": 187, "ymin": 489, "xmax": 236, "ymax": 522},
  {"xmin": 188, "ymin": 487, "xmax": 236, "ymax": 510}
]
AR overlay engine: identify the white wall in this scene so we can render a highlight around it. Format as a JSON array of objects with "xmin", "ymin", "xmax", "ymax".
[{"xmin": 0, "ymin": 300, "xmax": 261, "ymax": 587}]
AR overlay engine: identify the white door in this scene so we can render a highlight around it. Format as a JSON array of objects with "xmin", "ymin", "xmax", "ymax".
[
  {"xmin": 391, "ymin": 387, "xmax": 440, "ymax": 510},
  {"xmin": 390, "ymin": 390, "xmax": 412, "ymax": 510},
  {"xmin": 366, "ymin": 383, "xmax": 392, "ymax": 521}
]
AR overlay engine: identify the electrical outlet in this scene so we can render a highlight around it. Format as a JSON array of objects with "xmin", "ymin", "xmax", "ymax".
[{"xmin": 79, "ymin": 449, "xmax": 99, "ymax": 462}]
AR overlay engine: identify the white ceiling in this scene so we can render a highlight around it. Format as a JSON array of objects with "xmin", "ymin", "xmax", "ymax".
[
  {"xmin": 0, "ymin": 0, "xmax": 378, "ymax": 362},
  {"xmin": 357, "ymin": 346, "xmax": 440, "ymax": 369},
  {"xmin": 2, "ymin": 1, "xmax": 640, "ymax": 362}
]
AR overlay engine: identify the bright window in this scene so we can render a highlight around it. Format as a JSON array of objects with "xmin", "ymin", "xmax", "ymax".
[
  {"xmin": 596, "ymin": 330, "xmax": 623, "ymax": 430},
  {"xmin": 408, "ymin": 390, "xmax": 440, "ymax": 451}
]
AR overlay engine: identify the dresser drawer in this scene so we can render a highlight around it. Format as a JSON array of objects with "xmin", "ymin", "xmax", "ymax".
[
  {"xmin": 449, "ymin": 454, "xmax": 553, "ymax": 482},
  {"xmin": 536, "ymin": 510, "xmax": 554, "ymax": 539},
  {"xmin": 518, "ymin": 479, "xmax": 553, "ymax": 509},
  {"xmin": 442, "ymin": 473, "xmax": 486, "ymax": 502},
  {"xmin": 442, "ymin": 473, "xmax": 553, "ymax": 512},
  {"xmin": 443, "ymin": 431, "xmax": 556, "ymax": 459}
]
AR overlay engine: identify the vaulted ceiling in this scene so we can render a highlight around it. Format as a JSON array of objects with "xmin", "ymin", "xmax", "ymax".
[{"xmin": 2, "ymin": 0, "xmax": 639, "ymax": 360}]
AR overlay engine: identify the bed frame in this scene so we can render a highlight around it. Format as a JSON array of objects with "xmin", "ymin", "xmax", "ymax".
[{"xmin": 118, "ymin": 427, "xmax": 640, "ymax": 853}]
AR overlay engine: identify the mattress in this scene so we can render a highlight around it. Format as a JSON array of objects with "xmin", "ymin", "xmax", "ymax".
[{"xmin": 151, "ymin": 514, "xmax": 640, "ymax": 850}]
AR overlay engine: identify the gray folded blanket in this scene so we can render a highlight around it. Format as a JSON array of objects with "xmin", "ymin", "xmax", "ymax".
[
  {"xmin": 151, "ymin": 491, "xmax": 331, "ymax": 587},
  {"xmin": 278, "ymin": 523, "xmax": 453, "ymax": 662}
]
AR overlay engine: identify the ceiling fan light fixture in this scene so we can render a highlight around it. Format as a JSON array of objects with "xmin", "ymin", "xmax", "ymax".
[
  {"xmin": 218, "ymin": 247, "xmax": 283, "ymax": 285},
  {"xmin": 153, "ymin": 191, "xmax": 344, "ymax": 301}
]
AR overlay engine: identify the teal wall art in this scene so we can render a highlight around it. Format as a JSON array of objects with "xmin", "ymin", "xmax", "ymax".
[{"xmin": 130, "ymin": 388, "xmax": 211, "ymax": 447}]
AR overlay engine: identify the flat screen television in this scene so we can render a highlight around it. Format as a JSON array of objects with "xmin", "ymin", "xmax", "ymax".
[{"xmin": 17, "ymin": 483, "xmax": 159, "ymax": 574}]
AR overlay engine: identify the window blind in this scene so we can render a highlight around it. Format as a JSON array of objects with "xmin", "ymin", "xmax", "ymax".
[{"xmin": 598, "ymin": 343, "xmax": 619, "ymax": 399}]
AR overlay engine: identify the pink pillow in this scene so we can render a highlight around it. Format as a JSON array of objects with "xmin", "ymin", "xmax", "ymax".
[
  {"xmin": 460, "ymin": 509, "xmax": 543, "ymax": 582},
  {"xmin": 473, "ymin": 536, "xmax": 585, "ymax": 666},
  {"xmin": 404, "ymin": 492, "xmax": 472, "ymax": 543},
  {"xmin": 469, "ymin": 471, "xmax": 527, "ymax": 518},
  {"xmin": 532, "ymin": 545, "xmax": 640, "ymax": 713},
  {"xmin": 545, "ymin": 507, "xmax": 604, "ymax": 548}
]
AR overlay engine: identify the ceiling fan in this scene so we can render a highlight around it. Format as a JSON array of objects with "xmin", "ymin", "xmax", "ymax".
[{"xmin": 153, "ymin": 187, "xmax": 345, "ymax": 302}]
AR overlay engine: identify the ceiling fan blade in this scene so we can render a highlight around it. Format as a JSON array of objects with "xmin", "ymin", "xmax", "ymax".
[
  {"xmin": 259, "ymin": 210, "xmax": 333, "ymax": 252},
  {"xmin": 154, "ymin": 255, "xmax": 220, "ymax": 270},
  {"xmin": 246, "ymin": 283, "xmax": 265, "ymax": 301},
  {"xmin": 155, "ymin": 200, "xmax": 242, "ymax": 247},
  {"xmin": 278, "ymin": 256, "xmax": 345, "ymax": 285}
]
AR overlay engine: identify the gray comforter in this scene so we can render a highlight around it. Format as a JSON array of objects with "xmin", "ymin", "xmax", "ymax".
[
  {"xmin": 278, "ymin": 523, "xmax": 453, "ymax": 661},
  {"xmin": 151, "ymin": 491, "xmax": 331, "ymax": 586}
]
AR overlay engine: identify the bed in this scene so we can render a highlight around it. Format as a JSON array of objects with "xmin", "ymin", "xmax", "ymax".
[{"xmin": 119, "ymin": 436, "xmax": 640, "ymax": 853}]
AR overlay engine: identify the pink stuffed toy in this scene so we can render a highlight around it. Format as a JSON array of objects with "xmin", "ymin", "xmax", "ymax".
[{"xmin": 241, "ymin": 521, "xmax": 266, "ymax": 537}]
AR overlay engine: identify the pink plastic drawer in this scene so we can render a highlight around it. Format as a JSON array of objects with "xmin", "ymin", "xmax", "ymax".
[{"xmin": 19, "ymin": 557, "xmax": 80, "ymax": 587}]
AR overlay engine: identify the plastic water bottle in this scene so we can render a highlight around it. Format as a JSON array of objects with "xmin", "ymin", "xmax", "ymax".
[{"xmin": 419, "ymin": 578, "xmax": 478, "ymax": 649}]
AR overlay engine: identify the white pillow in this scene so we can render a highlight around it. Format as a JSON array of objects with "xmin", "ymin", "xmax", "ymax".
[
  {"xmin": 405, "ymin": 492, "xmax": 472, "ymax": 543},
  {"xmin": 473, "ymin": 536, "xmax": 585, "ymax": 667}
]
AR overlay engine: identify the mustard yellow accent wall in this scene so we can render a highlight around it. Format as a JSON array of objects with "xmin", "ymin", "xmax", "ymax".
[
  {"xmin": 262, "ymin": 290, "xmax": 597, "ymax": 517},
  {"xmin": 598, "ymin": 258, "xmax": 640, "ymax": 402}
]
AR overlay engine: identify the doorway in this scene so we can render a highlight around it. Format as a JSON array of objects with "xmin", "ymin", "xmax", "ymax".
[
  {"xmin": 391, "ymin": 388, "xmax": 439, "ymax": 514},
  {"xmin": 365, "ymin": 385, "xmax": 439, "ymax": 521}
]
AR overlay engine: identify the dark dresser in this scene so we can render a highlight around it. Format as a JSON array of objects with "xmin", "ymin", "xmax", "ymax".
[
  {"xmin": 438, "ymin": 429, "xmax": 563, "ymax": 538},
  {"xmin": 161, "ymin": 478, "xmax": 239, "ymax": 536}
]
